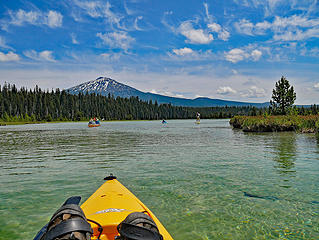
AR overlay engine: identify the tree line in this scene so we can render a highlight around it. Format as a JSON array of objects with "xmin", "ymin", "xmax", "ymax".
[{"xmin": 0, "ymin": 83, "xmax": 318, "ymax": 122}]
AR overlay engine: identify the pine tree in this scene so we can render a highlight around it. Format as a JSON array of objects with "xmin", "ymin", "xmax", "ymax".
[{"xmin": 270, "ymin": 76, "xmax": 296, "ymax": 115}]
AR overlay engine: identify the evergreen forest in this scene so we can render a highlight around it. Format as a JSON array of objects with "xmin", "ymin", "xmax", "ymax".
[{"xmin": 0, "ymin": 83, "xmax": 318, "ymax": 123}]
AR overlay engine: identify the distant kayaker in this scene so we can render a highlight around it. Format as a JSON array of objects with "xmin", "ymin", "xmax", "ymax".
[{"xmin": 196, "ymin": 112, "xmax": 200, "ymax": 120}]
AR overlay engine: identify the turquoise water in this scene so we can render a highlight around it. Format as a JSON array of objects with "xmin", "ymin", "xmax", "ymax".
[{"xmin": 0, "ymin": 120, "xmax": 318, "ymax": 239}]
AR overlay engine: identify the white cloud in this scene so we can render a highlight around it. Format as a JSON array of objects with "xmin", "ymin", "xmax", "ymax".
[
  {"xmin": 178, "ymin": 21, "xmax": 213, "ymax": 44},
  {"xmin": 92, "ymin": 1, "xmax": 121, "ymax": 28},
  {"xmin": 234, "ymin": 19, "xmax": 254, "ymax": 35},
  {"xmin": 24, "ymin": 50, "xmax": 56, "ymax": 62},
  {"xmin": 314, "ymin": 83, "xmax": 319, "ymax": 89},
  {"xmin": 272, "ymin": 15, "xmax": 319, "ymax": 29},
  {"xmin": 74, "ymin": 1, "xmax": 102, "ymax": 18},
  {"xmin": 167, "ymin": 49, "xmax": 215, "ymax": 62},
  {"xmin": 235, "ymin": 15, "xmax": 319, "ymax": 41},
  {"xmin": 46, "ymin": 11, "xmax": 63, "ymax": 28},
  {"xmin": 306, "ymin": 0, "xmax": 318, "ymax": 14},
  {"xmin": 161, "ymin": 11, "xmax": 175, "ymax": 33},
  {"xmin": 9, "ymin": 9, "xmax": 39, "ymax": 26},
  {"xmin": 71, "ymin": 33, "xmax": 79, "ymax": 44},
  {"xmin": 204, "ymin": 3, "xmax": 230, "ymax": 41},
  {"xmin": 97, "ymin": 31, "xmax": 134, "ymax": 51},
  {"xmin": 100, "ymin": 52, "xmax": 121, "ymax": 61},
  {"xmin": 208, "ymin": 23, "xmax": 221, "ymax": 32},
  {"xmin": 4, "ymin": 9, "xmax": 63, "ymax": 29},
  {"xmin": 301, "ymin": 46, "xmax": 319, "ymax": 57},
  {"xmin": 251, "ymin": 49, "xmax": 262, "ymax": 61},
  {"xmin": 124, "ymin": 1, "xmax": 135, "ymax": 15},
  {"xmin": 273, "ymin": 28, "xmax": 319, "ymax": 41},
  {"xmin": 255, "ymin": 21, "xmax": 272, "ymax": 34},
  {"xmin": 232, "ymin": 0, "xmax": 314, "ymax": 17},
  {"xmin": 217, "ymin": 86, "xmax": 237, "ymax": 95},
  {"xmin": 0, "ymin": 36, "xmax": 12, "ymax": 50},
  {"xmin": 39, "ymin": 51, "xmax": 56, "ymax": 62},
  {"xmin": 225, "ymin": 48, "xmax": 263, "ymax": 63},
  {"xmin": 163, "ymin": 3, "xmax": 229, "ymax": 43},
  {"xmin": 240, "ymin": 86, "xmax": 267, "ymax": 98},
  {"xmin": 218, "ymin": 30, "xmax": 230, "ymax": 41},
  {"xmin": 225, "ymin": 48, "xmax": 249, "ymax": 63},
  {"xmin": 203, "ymin": 2, "xmax": 212, "ymax": 23},
  {"xmin": 73, "ymin": 1, "xmax": 122, "ymax": 29},
  {"xmin": 0, "ymin": 51, "xmax": 20, "ymax": 62},
  {"xmin": 134, "ymin": 16, "xmax": 143, "ymax": 31},
  {"xmin": 172, "ymin": 47, "xmax": 194, "ymax": 56},
  {"xmin": 194, "ymin": 94, "xmax": 205, "ymax": 98},
  {"xmin": 208, "ymin": 23, "xmax": 230, "ymax": 41},
  {"xmin": 149, "ymin": 89, "xmax": 185, "ymax": 98}
]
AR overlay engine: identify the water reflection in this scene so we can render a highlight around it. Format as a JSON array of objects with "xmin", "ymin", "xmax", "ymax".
[{"xmin": 272, "ymin": 133, "xmax": 297, "ymax": 188}]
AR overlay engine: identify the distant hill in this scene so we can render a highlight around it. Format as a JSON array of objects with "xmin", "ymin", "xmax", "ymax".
[{"xmin": 67, "ymin": 77, "xmax": 269, "ymax": 107}]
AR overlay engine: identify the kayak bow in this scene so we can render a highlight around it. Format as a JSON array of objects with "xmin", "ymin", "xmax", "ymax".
[{"xmin": 81, "ymin": 175, "xmax": 173, "ymax": 240}]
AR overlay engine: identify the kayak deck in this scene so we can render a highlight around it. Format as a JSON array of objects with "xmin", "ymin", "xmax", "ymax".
[{"xmin": 81, "ymin": 177, "xmax": 173, "ymax": 240}]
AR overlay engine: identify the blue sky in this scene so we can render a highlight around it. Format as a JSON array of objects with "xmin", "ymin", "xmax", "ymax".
[{"xmin": 0, "ymin": 0, "xmax": 319, "ymax": 104}]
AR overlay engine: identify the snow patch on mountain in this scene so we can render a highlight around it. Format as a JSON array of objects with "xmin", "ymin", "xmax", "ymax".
[
  {"xmin": 69, "ymin": 77, "xmax": 111, "ymax": 94},
  {"xmin": 67, "ymin": 77, "xmax": 143, "ymax": 98}
]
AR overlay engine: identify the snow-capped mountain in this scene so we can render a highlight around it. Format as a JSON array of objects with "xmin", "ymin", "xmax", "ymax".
[
  {"xmin": 67, "ymin": 77, "xmax": 144, "ymax": 98},
  {"xmin": 67, "ymin": 77, "xmax": 269, "ymax": 107}
]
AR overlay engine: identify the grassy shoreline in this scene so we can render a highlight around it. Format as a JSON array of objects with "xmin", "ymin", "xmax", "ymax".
[{"xmin": 230, "ymin": 115, "xmax": 319, "ymax": 133}]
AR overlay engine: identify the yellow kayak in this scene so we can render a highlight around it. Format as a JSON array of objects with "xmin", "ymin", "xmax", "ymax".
[{"xmin": 81, "ymin": 175, "xmax": 174, "ymax": 240}]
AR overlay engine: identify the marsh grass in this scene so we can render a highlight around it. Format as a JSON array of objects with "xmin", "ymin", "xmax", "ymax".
[{"xmin": 230, "ymin": 115, "xmax": 319, "ymax": 133}]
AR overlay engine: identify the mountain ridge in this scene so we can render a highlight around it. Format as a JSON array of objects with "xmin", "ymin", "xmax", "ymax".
[{"xmin": 67, "ymin": 77, "xmax": 269, "ymax": 107}]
